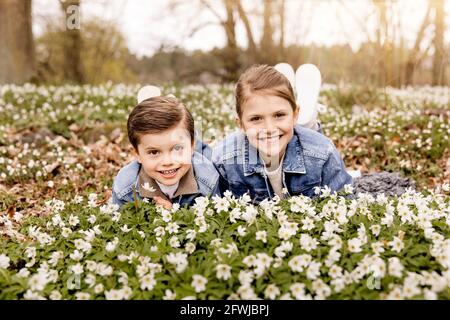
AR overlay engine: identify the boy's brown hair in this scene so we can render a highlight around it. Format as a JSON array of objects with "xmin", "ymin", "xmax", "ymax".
[
  {"xmin": 235, "ymin": 64, "xmax": 297, "ymax": 118},
  {"xmin": 127, "ymin": 96, "xmax": 195, "ymax": 151}
]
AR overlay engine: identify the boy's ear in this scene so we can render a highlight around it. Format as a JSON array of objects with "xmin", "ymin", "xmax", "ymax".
[{"xmin": 132, "ymin": 147, "xmax": 142, "ymax": 163}]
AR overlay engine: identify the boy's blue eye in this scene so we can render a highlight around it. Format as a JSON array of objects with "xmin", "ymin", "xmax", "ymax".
[{"xmin": 173, "ymin": 145, "xmax": 184, "ymax": 151}]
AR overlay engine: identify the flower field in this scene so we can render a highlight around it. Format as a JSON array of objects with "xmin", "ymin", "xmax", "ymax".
[{"xmin": 0, "ymin": 83, "xmax": 449, "ymax": 299}]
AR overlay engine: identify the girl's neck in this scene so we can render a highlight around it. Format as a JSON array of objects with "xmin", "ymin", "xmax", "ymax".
[{"xmin": 260, "ymin": 148, "xmax": 286, "ymax": 172}]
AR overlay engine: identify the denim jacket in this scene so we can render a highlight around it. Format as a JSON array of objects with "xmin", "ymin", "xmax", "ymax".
[
  {"xmin": 212, "ymin": 125, "xmax": 353, "ymax": 203},
  {"xmin": 111, "ymin": 147, "xmax": 220, "ymax": 208}
]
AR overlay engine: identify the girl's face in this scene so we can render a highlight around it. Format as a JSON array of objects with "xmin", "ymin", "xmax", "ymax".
[{"xmin": 238, "ymin": 93, "xmax": 299, "ymax": 161}]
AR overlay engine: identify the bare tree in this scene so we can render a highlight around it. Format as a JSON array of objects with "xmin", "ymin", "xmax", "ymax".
[
  {"xmin": 235, "ymin": 0, "xmax": 257, "ymax": 62},
  {"xmin": 220, "ymin": 0, "xmax": 240, "ymax": 81},
  {"xmin": 260, "ymin": 0, "xmax": 276, "ymax": 65},
  {"xmin": 432, "ymin": 0, "xmax": 446, "ymax": 86},
  {"xmin": 404, "ymin": 1, "xmax": 432, "ymax": 85},
  {"xmin": 60, "ymin": 0, "xmax": 84, "ymax": 83},
  {"xmin": 0, "ymin": 0, "xmax": 35, "ymax": 84}
]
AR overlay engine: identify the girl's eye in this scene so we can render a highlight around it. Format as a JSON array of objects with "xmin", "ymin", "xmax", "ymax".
[
  {"xmin": 173, "ymin": 145, "xmax": 184, "ymax": 152},
  {"xmin": 250, "ymin": 117, "xmax": 261, "ymax": 122},
  {"xmin": 275, "ymin": 113, "xmax": 286, "ymax": 118}
]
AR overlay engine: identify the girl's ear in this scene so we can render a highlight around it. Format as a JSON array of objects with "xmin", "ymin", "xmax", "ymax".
[
  {"xmin": 294, "ymin": 105, "xmax": 300, "ymax": 123},
  {"xmin": 235, "ymin": 116, "xmax": 243, "ymax": 130}
]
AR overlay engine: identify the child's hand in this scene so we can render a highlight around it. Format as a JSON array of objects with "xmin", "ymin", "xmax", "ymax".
[{"xmin": 153, "ymin": 196, "xmax": 173, "ymax": 210}]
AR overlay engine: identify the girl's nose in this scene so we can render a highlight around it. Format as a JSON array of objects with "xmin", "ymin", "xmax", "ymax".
[{"xmin": 263, "ymin": 118, "xmax": 277, "ymax": 133}]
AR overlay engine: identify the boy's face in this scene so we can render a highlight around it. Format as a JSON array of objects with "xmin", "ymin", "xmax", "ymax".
[
  {"xmin": 237, "ymin": 93, "xmax": 299, "ymax": 161},
  {"xmin": 135, "ymin": 123, "xmax": 194, "ymax": 186}
]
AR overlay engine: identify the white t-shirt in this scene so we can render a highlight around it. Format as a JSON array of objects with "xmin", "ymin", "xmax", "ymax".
[
  {"xmin": 156, "ymin": 181, "xmax": 179, "ymax": 199},
  {"xmin": 261, "ymin": 155, "xmax": 285, "ymax": 199}
]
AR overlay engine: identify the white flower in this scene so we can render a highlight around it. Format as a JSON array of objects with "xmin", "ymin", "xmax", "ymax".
[
  {"xmin": 120, "ymin": 225, "xmax": 132, "ymax": 233},
  {"xmin": 68, "ymin": 214, "xmax": 79, "ymax": 227},
  {"xmin": 61, "ymin": 227, "xmax": 72, "ymax": 238},
  {"xmin": 47, "ymin": 181, "xmax": 54, "ymax": 188},
  {"xmin": 0, "ymin": 254, "xmax": 10, "ymax": 269},
  {"xmin": 256, "ymin": 230, "xmax": 267, "ymax": 243},
  {"xmin": 290, "ymin": 283, "xmax": 306, "ymax": 299},
  {"xmin": 388, "ymin": 257, "xmax": 404, "ymax": 278},
  {"xmin": 328, "ymin": 265, "xmax": 343, "ymax": 279},
  {"xmin": 105, "ymin": 289, "xmax": 125, "ymax": 300},
  {"xmin": 264, "ymin": 284, "xmax": 280, "ymax": 300},
  {"xmin": 70, "ymin": 263, "xmax": 84, "ymax": 275},
  {"xmin": 306, "ymin": 261, "xmax": 322, "ymax": 280},
  {"xmin": 186, "ymin": 229, "xmax": 196, "ymax": 241},
  {"xmin": 142, "ymin": 182, "xmax": 156, "ymax": 193},
  {"xmin": 237, "ymin": 225, "xmax": 247, "ymax": 237},
  {"xmin": 49, "ymin": 290, "xmax": 62, "ymax": 300},
  {"xmin": 344, "ymin": 184, "xmax": 354, "ymax": 194},
  {"xmin": 347, "ymin": 238, "xmax": 363, "ymax": 253},
  {"xmin": 169, "ymin": 236, "xmax": 180, "ymax": 248},
  {"xmin": 288, "ymin": 254, "xmax": 312, "ymax": 272},
  {"xmin": 28, "ymin": 273, "xmax": 48, "ymax": 291},
  {"xmin": 442, "ymin": 183, "xmax": 450, "ymax": 192},
  {"xmin": 213, "ymin": 195, "xmax": 230, "ymax": 212},
  {"xmin": 191, "ymin": 274, "xmax": 208, "ymax": 293},
  {"xmin": 166, "ymin": 252, "xmax": 188, "ymax": 273},
  {"xmin": 163, "ymin": 289, "xmax": 177, "ymax": 300},
  {"xmin": 388, "ymin": 236, "xmax": 404, "ymax": 253},
  {"xmin": 370, "ymin": 224, "xmax": 381, "ymax": 237},
  {"xmin": 75, "ymin": 292, "xmax": 91, "ymax": 300},
  {"xmin": 185, "ymin": 242, "xmax": 196, "ymax": 254},
  {"xmin": 17, "ymin": 268, "xmax": 31, "ymax": 278},
  {"xmin": 140, "ymin": 274, "xmax": 156, "ymax": 291},
  {"xmin": 299, "ymin": 233, "xmax": 318, "ymax": 252},
  {"xmin": 238, "ymin": 270, "xmax": 254, "ymax": 286},
  {"xmin": 69, "ymin": 250, "xmax": 83, "ymax": 261},
  {"xmin": 166, "ymin": 222, "xmax": 180, "ymax": 234},
  {"xmin": 94, "ymin": 283, "xmax": 104, "ymax": 294},
  {"xmin": 215, "ymin": 264, "xmax": 232, "ymax": 280},
  {"xmin": 87, "ymin": 215, "xmax": 97, "ymax": 224}
]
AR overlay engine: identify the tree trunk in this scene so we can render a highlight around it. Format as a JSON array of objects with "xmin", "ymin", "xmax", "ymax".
[
  {"xmin": 221, "ymin": 0, "xmax": 240, "ymax": 82},
  {"xmin": 235, "ymin": 0, "xmax": 258, "ymax": 63},
  {"xmin": 432, "ymin": 0, "xmax": 446, "ymax": 86},
  {"xmin": 260, "ymin": 0, "xmax": 276, "ymax": 65},
  {"xmin": 278, "ymin": 0, "xmax": 286, "ymax": 61},
  {"xmin": 0, "ymin": 0, "xmax": 35, "ymax": 84},
  {"xmin": 60, "ymin": 0, "xmax": 85, "ymax": 83},
  {"xmin": 404, "ymin": 1, "xmax": 432, "ymax": 85}
]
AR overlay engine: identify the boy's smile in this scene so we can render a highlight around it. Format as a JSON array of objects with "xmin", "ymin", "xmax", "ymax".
[{"xmin": 135, "ymin": 123, "xmax": 194, "ymax": 186}]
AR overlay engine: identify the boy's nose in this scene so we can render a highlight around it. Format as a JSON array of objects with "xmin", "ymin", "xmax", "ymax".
[{"xmin": 161, "ymin": 153, "xmax": 174, "ymax": 165}]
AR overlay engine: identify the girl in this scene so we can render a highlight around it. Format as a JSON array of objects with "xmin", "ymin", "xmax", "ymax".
[{"xmin": 212, "ymin": 64, "xmax": 352, "ymax": 203}]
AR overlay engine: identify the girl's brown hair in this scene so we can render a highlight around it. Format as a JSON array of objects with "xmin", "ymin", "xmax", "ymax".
[
  {"xmin": 235, "ymin": 64, "xmax": 297, "ymax": 118},
  {"xmin": 127, "ymin": 96, "xmax": 194, "ymax": 151}
]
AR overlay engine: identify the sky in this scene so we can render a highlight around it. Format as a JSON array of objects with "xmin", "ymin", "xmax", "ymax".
[{"xmin": 32, "ymin": 0, "xmax": 450, "ymax": 57}]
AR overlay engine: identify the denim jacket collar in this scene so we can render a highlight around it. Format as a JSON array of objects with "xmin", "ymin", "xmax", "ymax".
[{"xmin": 242, "ymin": 130, "xmax": 306, "ymax": 176}]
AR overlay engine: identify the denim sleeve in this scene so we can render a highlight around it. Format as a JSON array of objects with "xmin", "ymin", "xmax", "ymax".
[
  {"xmin": 194, "ymin": 139, "xmax": 212, "ymax": 160},
  {"xmin": 321, "ymin": 143, "xmax": 353, "ymax": 193},
  {"xmin": 111, "ymin": 188, "xmax": 126, "ymax": 208},
  {"xmin": 213, "ymin": 162, "xmax": 231, "ymax": 196}
]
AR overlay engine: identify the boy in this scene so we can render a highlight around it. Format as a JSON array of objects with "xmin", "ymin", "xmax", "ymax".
[{"xmin": 111, "ymin": 94, "xmax": 220, "ymax": 209}]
